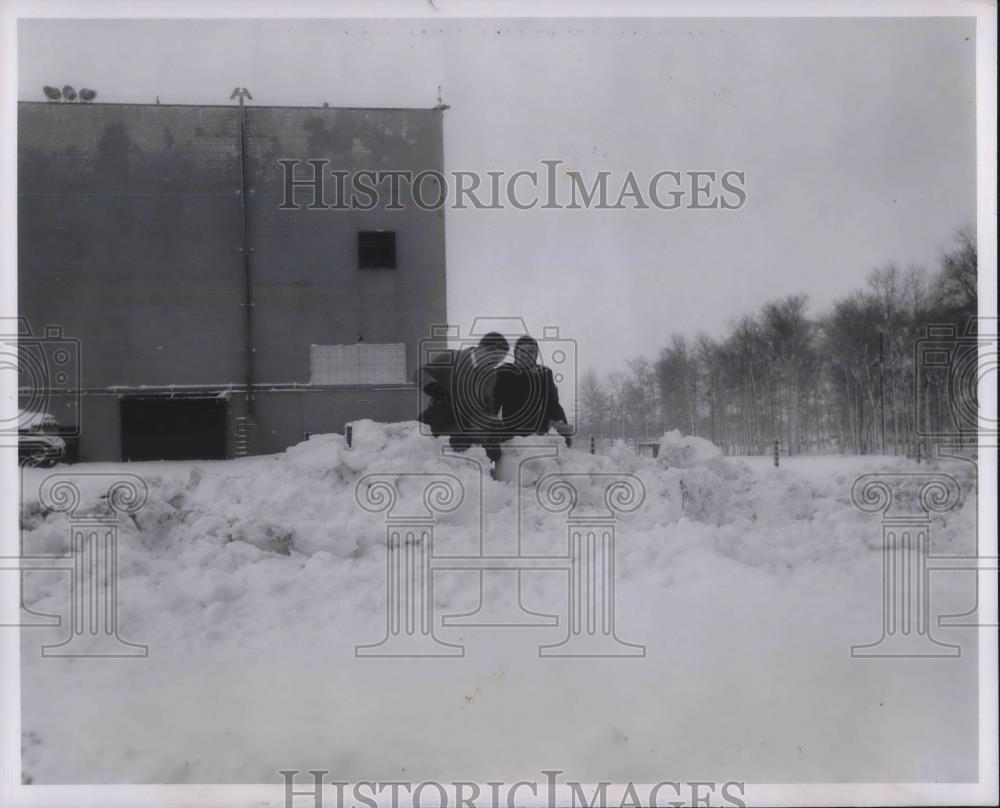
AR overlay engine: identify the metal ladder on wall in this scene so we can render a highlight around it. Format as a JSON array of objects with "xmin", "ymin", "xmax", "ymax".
[{"xmin": 234, "ymin": 417, "xmax": 250, "ymax": 458}]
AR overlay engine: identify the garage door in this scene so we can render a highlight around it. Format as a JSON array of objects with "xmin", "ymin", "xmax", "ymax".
[{"xmin": 120, "ymin": 397, "xmax": 227, "ymax": 461}]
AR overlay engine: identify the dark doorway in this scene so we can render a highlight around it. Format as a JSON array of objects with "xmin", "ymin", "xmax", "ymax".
[{"xmin": 120, "ymin": 397, "xmax": 227, "ymax": 461}]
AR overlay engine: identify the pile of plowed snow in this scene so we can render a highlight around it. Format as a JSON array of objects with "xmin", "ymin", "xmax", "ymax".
[
  {"xmin": 19, "ymin": 421, "xmax": 977, "ymax": 637},
  {"xmin": 18, "ymin": 421, "xmax": 980, "ymax": 785}
]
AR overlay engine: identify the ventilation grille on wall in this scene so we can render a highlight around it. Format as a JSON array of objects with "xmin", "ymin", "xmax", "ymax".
[{"xmin": 310, "ymin": 343, "xmax": 408, "ymax": 385}]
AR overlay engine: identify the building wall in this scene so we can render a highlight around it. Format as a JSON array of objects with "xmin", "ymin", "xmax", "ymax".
[
  {"xmin": 18, "ymin": 103, "xmax": 246, "ymax": 391},
  {"xmin": 244, "ymin": 106, "xmax": 447, "ymax": 383},
  {"xmin": 243, "ymin": 386, "xmax": 423, "ymax": 456},
  {"xmin": 36, "ymin": 387, "xmax": 421, "ymax": 462},
  {"xmin": 18, "ymin": 102, "xmax": 446, "ymax": 460}
]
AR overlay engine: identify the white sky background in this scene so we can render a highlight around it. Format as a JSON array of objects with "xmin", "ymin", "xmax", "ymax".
[{"xmin": 17, "ymin": 17, "xmax": 977, "ymax": 373}]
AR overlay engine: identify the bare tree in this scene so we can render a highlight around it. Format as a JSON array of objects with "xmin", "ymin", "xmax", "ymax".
[
  {"xmin": 595, "ymin": 226, "xmax": 976, "ymax": 457},
  {"xmin": 578, "ymin": 368, "xmax": 610, "ymax": 439}
]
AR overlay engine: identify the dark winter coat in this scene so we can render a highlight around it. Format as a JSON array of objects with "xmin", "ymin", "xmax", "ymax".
[
  {"xmin": 493, "ymin": 363, "xmax": 567, "ymax": 438},
  {"xmin": 416, "ymin": 348, "xmax": 501, "ymax": 437}
]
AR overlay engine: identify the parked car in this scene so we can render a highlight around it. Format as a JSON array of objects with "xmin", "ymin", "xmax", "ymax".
[{"xmin": 18, "ymin": 410, "xmax": 66, "ymax": 467}]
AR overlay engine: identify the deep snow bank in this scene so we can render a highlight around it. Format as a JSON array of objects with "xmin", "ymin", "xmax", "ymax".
[
  {"xmin": 19, "ymin": 421, "xmax": 978, "ymax": 656},
  {"xmin": 27, "ymin": 419, "xmax": 971, "ymax": 565},
  {"xmin": 18, "ymin": 422, "xmax": 981, "ymax": 784}
]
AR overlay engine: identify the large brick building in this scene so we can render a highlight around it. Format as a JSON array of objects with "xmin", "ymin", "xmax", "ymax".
[{"xmin": 18, "ymin": 100, "xmax": 447, "ymax": 461}]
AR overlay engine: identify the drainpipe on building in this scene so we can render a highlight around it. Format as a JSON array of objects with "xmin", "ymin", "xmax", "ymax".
[{"xmin": 232, "ymin": 86, "xmax": 255, "ymax": 416}]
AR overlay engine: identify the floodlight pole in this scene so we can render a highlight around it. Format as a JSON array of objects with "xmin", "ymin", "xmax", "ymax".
[{"xmin": 232, "ymin": 86, "xmax": 256, "ymax": 416}]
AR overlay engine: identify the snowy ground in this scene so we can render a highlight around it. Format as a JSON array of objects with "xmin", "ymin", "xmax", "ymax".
[{"xmin": 18, "ymin": 424, "xmax": 980, "ymax": 784}]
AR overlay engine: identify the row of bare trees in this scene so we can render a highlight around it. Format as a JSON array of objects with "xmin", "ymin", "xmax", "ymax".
[{"xmin": 577, "ymin": 227, "xmax": 978, "ymax": 455}]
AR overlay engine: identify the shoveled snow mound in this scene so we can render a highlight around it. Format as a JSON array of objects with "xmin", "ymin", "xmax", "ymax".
[
  {"xmin": 18, "ymin": 422, "xmax": 980, "ymax": 785},
  {"xmin": 23, "ymin": 421, "xmax": 943, "ymax": 567},
  {"xmin": 657, "ymin": 429, "xmax": 740, "ymax": 478}
]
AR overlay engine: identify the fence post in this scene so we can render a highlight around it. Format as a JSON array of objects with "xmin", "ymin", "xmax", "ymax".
[
  {"xmin": 773, "ymin": 438, "xmax": 779, "ymax": 468},
  {"xmin": 590, "ymin": 435, "xmax": 595, "ymax": 455},
  {"xmin": 346, "ymin": 423, "xmax": 353, "ymax": 448}
]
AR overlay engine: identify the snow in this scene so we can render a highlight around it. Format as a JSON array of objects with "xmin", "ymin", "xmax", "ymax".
[
  {"xmin": 17, "ymin": 422, "xmax": 980, "ymax": 784},
  {"xmin": 657, "ymin": 429, "xmax": 739, "ymax": 478},
  {"xmin": 17, "ymin": 409, "xmax": 58, "ymax": 431}
]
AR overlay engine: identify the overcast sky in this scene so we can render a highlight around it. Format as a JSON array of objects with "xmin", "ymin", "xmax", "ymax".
[{"xmin": 18, "ymin": 17, "xmax": 977, "ymax": 373}]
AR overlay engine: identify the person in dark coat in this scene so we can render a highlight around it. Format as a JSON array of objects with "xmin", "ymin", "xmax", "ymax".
[
  {"xmin": 416, "ymin": 331, "xmax": 509, "ymax": 464},
  {"xmin": 493, "ymin": 335, "xmax": 572, "ymax": 446}
]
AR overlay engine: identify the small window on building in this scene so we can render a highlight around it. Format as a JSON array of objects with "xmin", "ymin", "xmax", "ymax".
[{"xmin": 358, "ymin": 231, "xmax": 397, "ymax": 269}]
